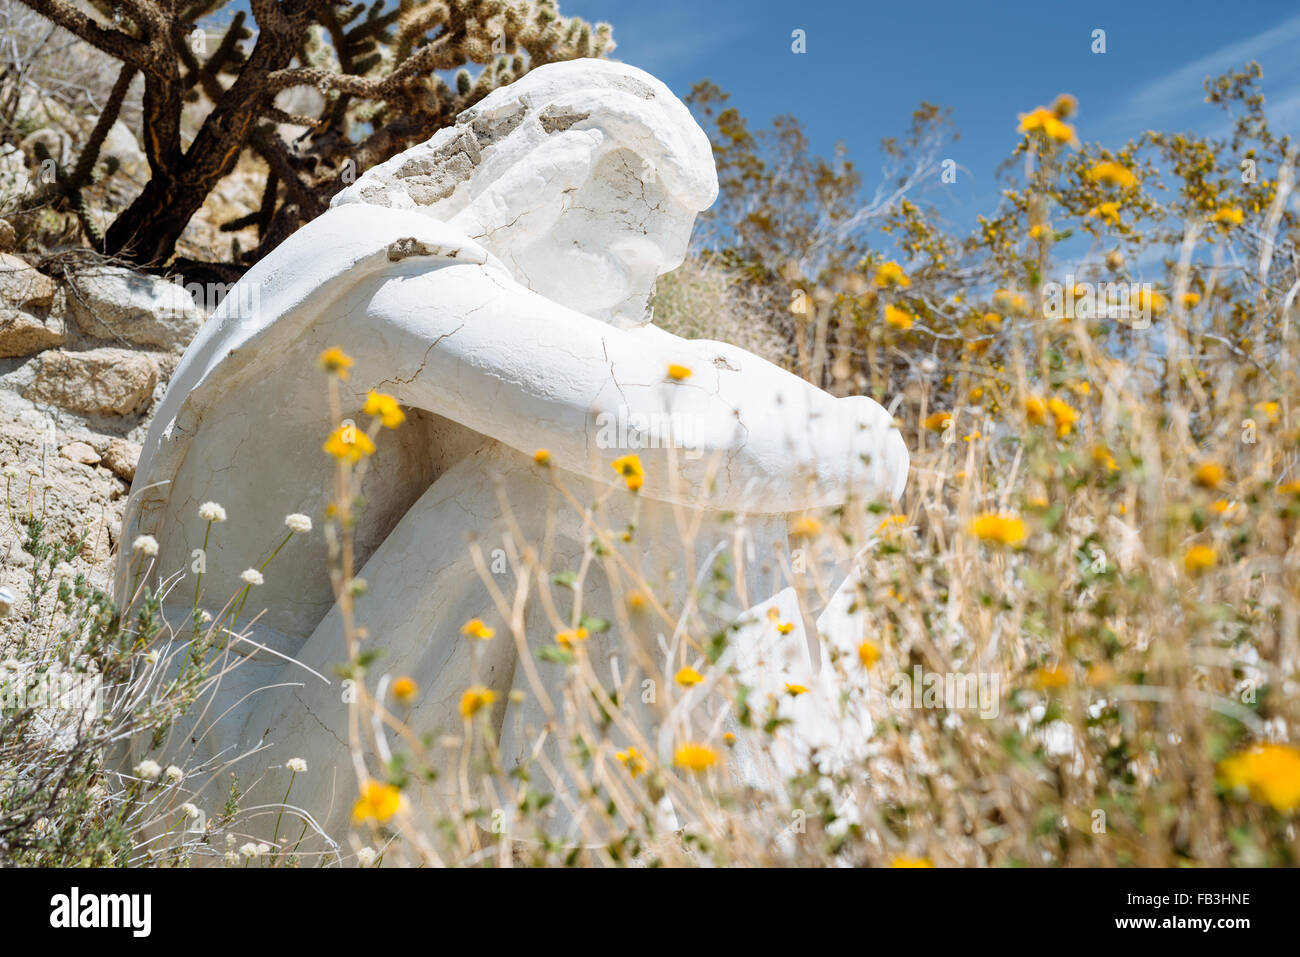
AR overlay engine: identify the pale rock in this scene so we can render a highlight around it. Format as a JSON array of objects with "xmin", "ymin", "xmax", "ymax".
[
  {"xmin": 65, "ymin": 266, "xmax": 203, "ymax": 352},
  {"xmin": 102, "ymin": 121, "xmax": 147, "ymax": 184},
  {"xmin": 24, "ymin": 348, "xmax": 157, "ymax": 416},
  {"xmin": 60, "ymin": 441, "xmax": 101, "ymax": 466},
  {"xmin": 0, "ymin": 254, "xmax": 56, "ymax": 308},
  {"xmin": 0, "ymin": 307, "xmax": 64, "ymax": 357},
  {"xmin": 19, "ymin": 126, "xmax": 71, "ymax": 168},
  {"xmin": 0, "ymin": 144, "xmax": 29, "ymax": 206},
  {"xmin": 101, "ymin": 438, "xmax": 140, "ymax": 483}
]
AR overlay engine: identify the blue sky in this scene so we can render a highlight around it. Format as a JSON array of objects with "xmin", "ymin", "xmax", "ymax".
[{"xmin": 564, "ymin": 0, "xmax": 1300, "ymax": 229}]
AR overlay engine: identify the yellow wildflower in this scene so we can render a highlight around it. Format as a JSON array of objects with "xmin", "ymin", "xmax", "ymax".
[
  {"xmin": 1023, "ymin": 394, "xmax": 1047, "ymax": 425},
  {"xmin": 675, "ymin": 666, "xmax": 704, "ymax": 687},
  {"xmin": 1048, "ymin": 397, "xmax": 1079, "ymax": 437},
  {"xmin": 884, "ymin": 304, "xmax": 914, "ymax": 329},
  {"xmin": 1091, "ymin": 445, "xmax": 1119, "ymax": 472},
  {"xmin": 556, "ymin": 626, "xmax": 589, "ymax": 648},
  {"xmin": 1184, "ymin": 544, "xmax": 1217, "ymax": 573},
  {"xmin": 1133, "ymin": 288, "xmax": 1167, "ymax": 316},
  {"xmin": 351, "ymin": 779, "xmax": 401, "ymax": 824},
  {"xmin": 1086, "ymin": 161, "xmax": 1137, "ymax": 189},
  {"xmin": 1193, "ymin": 462, "xmax": 1225, "ymax": 490},
  {"xmin": 363, "ymin": 390, "xmax": 405, "ymax": 428},
  {"xmin": 459, "ymin": 685, "xmax": 498, "ymax": 719},
  {"xmin": 318, "ymin": 346, "xmax": 354, "ymax": 379},
  {"xmin": 1033, "ymin": 666, "xmax": 1069, "ymax": 690},
  {"xmin": 922, "ymin": 411, "xmax": 952, "ymax": 432},
  {"xmin": 891, "ymin": 856, "xmax": 934, "ymax": 868},
  {"xmin": 533, "ymin": 448, "xmax": 551, "ymax": 465},
  {"xmin": 673, "ymin": 742, "xmax": 718, "ymax": 772},
  {"xmin": 1211, "ymin": 207, "xmax": 1244, "ymax": 228},
  {"xmin": 616, "ymin": 747, "xmax": 647, "ymax": 778},
  {"xmin": 461, "ymin": 618, "xmax": 495, "ymax": 640},
  {"xmin": 969, "ymin": 513, "xmax": 1028, "ymax": 546},
  {"xmin": 391, "ymin": 676, "xmax": 418, "ymax": 705},
  {"xmin": 1051, "ymin": 93, "xmax": 1077, "ymax": 118},
  {"xmin": 791, "ymin": 515, "xmax": 822, "ymax": 538},
  {"xmin": 858, "ymin": 641, "xmax": 881, "ymax": 668},
  {"xmin": 873, "ymin": 261, "xmax": 911, "ymax": 288},
  {"xmin": 322, "ymin": 425, "xmax": 375, "ymax": 462},
  {"xmin": 1218, "ymin": 744, "xmax": 1300, "ymax": 812},
  {"xmin": 1018, "ymin": 106, "xmax": 1077, "ymax": 145},
  {"xmin": 667, "ymin": 363, "xmax": 692, "ymax": 381},
  {"xmin": 785, "ymin": 683, "xmax": 809, "ymax": 696},
  {"xmin": 1086, "ymin": 201, "xmax": 1122, "ymax": 226},
  {"xmin": 611, "ymin": 454, "xmax": 644, "ymax": 492},
  {"xmin": 1254, "ymin": 401, "xmax": 1279, "ymax": 425}
]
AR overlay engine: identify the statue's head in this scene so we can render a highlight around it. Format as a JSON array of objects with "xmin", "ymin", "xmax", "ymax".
[{"xmin": 332, "ymin": 59, "xmax": 718, "ymax": 326}]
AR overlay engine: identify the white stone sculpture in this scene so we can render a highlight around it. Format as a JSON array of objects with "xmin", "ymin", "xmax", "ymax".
[{"xmin": 115, "ymin": 58, "xmax": 909, "ymax": 846}]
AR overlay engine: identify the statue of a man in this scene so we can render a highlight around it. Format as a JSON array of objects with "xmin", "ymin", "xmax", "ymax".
[{"xmin": 117, "ymin": 59, "xmax": 908, "ymax": 846}]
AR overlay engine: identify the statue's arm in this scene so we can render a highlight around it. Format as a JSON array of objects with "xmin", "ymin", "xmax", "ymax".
[{"xmin": 364, "ymin": 261, "xmax": 907, "ymax": 513}]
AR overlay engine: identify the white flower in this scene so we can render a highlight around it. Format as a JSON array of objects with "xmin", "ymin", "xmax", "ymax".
[
  {"xmin": 199, "ymin": 610, "xmax": 212, "ymax": 624},
  {"xmin": 223, "ymin": 851, "xmax": 239, "ymax": 866},
  {"xmin": 164, "ymin": 765, "xmax": 184, "ymax": 783},
  {"xmin": 238, "ymin": 842, "xmax": 266, "ymax": 858},
  {"xmin": 240, "ymin": 568, "xmax": 264, "ymax": 586},
  {"xmin": 225, "ymin": 833, "xmax": 237, "ymax": 848},
  {"xmin": 285, "ymin": 513, "xmax": 312, "ymax": 534},
  {"xmin": 180, "ymin": 803, "xmax": 201, "ymax": 820},
  {"xmin": 134, "ymin": 759, "xmax": 162, "ymax": 780},
  {"xmin": 199, "ymin": 502, "xmax": 227, "ymax": 522},
  {"xmin": 144, "ymin": 650, "xmax": 159, "ymax": 666},
  {"xmin": 0, "ymin": 585, "xmax": 15, "ymax": 618},
  {"xmin": 2, "ymin": 465, "xmax": 17, "ymax": 479},
  {"xmin": 286, "ymin": 758, "xmax": 307, "ymax": 773},
  {"xmin": 132, "ymin": 535, "xmax": 159, "ymax": 557},
  {"xmin": 356, "ymin": 847, "xmax": 378, "ymax": 867}
]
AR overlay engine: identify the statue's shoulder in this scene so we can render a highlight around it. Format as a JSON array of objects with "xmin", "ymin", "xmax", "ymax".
[{"xmin": 169, "ymin": 205, "xmax": 498, "ymax": 402}]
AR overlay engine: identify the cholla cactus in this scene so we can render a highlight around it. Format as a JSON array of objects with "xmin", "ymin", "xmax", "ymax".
[{"xmin": 19, "ymin": 0, "xmax": 612, "ymax": 266}]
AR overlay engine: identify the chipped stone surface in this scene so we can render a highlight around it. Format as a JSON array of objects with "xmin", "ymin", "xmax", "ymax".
[
  {"xmin": 114, "ymin": 60, "xmax": 912, "ymax": 842},
  {"xmin": 0, "ymin": 422, "xmax": 127, "ymax": 577},
  {"xmin": 64, "ymin": 266, "xmax": 204, "ymax": 353},
  {"xmin": 0, "ymin": 307, "xmax": 64, "ymax": 357},
  {"xmin": 101, "ymin": 438, "xmax": 140, "ymax": 483},
  {"xmin": 0, "ymin": 253, "xmax": 56, "ymax": 308},
  {"xmin": 60, "ymin": 441, "xmax": 101, "ymax": 466},
  {"xmin": 24, "ymin": 348, "xmax": 157, "ymax": 416}
]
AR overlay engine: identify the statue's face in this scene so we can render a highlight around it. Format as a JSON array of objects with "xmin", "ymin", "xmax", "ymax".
[{"xmin": 505, "ymin": 147, "xmax": 698, "ymax": 325}]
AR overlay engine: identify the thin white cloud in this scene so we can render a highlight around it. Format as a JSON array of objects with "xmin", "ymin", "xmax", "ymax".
[{"xmin": 1100, "ymin": 10, "xmax": 1300, "ymax": 136}]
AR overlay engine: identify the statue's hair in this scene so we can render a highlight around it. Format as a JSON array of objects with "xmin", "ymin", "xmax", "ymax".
[{"xmin": 330, "ymin": 58, "xmax": 719, "ymax": 220}]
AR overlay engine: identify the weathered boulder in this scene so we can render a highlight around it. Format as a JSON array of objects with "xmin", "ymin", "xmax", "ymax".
[
  {"xmin": 60, "ymin": 441, "xmax": 101, "ymax": 466},
  {"xmin": 24, "ymin": 348, "xmax": 157, "ymax": 416},
  {"xmin": 101, "ymin": 438, "xmax": 141, "ymax": 482},
  {"xmin": 65, "ymin": 266, "xmax": 203, "ymax": 352},
  {"xmin": 0, "ymin": 307, "xmax": 64, "ymax": 357},
  {"xmin": 0, "ymin": 254, "xmax": 56, "ymax": 309}
]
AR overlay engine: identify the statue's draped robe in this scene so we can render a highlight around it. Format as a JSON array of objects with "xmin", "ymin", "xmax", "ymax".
[{"xmin": 117, "ymin": 204, "xmax": 905, "ymax": 842}]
